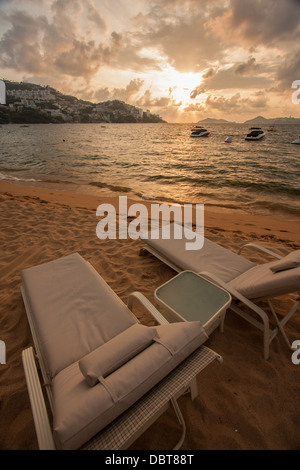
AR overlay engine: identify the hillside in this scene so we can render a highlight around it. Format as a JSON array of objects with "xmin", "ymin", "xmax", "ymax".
[
  {"xmin": 244, "ymin": 115, "xmax": 300, "ymax": 125},
  {"xmin": 0, "ymin": 80, "xmax": 165, "ymax": 124},
  {"xmin": 197, "ymin": 115, "xmax": 300, "ymax": 125},
  {"xmin": 197, "ymin": 118, "xmax": 234, "ymax": 124}
]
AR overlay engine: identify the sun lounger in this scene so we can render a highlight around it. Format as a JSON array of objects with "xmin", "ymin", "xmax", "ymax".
[
  {"xmin": 140, "ymin": 224, "xmax": 300, "ymax": 360},
  {"xmin": 21, "ymin": 252, "xmax": 221, "ymax": 450}
]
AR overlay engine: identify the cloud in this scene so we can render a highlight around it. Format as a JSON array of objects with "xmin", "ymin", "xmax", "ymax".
[
  {"xmin": 205, "ymin": 93, "xmax": 242, "ymax": 112},
  {"xmin": 0, "ymin": 0, "xmax": 299, "ymax": 122},
  {"xmin": 247, "ymin": 91, "xmax": 269, "ymax": 108},
  {"xmin": 109, "ymin": 41, "xmax": 162, "ymax": 72},
  {"xmin": 93, "ymin": 87, "xmax": 111, "ymax": 102},
  {"xmin": 0, "ymin": 10, "xmax": 47, "ymax": 73},
  {"xmin": 208, "ymin": 0, "xmax": 300, "ymax": 47},
  {"xmin": 86, "ymin": 1, "xmax": 107, "ymax": 31},
  {"xmin": 0, "ymin": 1, "xmax": 118, "ymax": 79},
  {"xmin": 190, "ymin": 86, "xmax": 205, "ymax": 99},
  {"xmin": 202, "ymin": 64, "xmax": 272, "ymax": 91},
  {"xmin": 202, "ymin": 67, "xmax": 216, "ymax": 79},
  {"xmin": 189, "ymin": 59, "xmax": 272, "ymax": 101},
  {"xmin": 204, "ymin": 91, "xmax": 269, "ymax": 114},
  {"xmin": 53, "ymin": 40, "xmax": 103, "ymax": 77},
  {"xmin": 276, "ymin": 49, "xmax": 300, "ymax": 91},
  {"xmin": 183, "ymin": 102, "xmax": 205, "ymax": 113},
  {"xmin": 128, "ymin": 0, "xmax": 227, "ymax": 72},
  {"xmin": 110, "ymin": 78, "xmax": 145, "ymax": 102},
  {"xmin": 130, "ymin": 85, "xmax": 182, "ymax": 118},
  {"xmin": 204, "ymin": 0, "xmax": 300, "ymax": 100},
  {"xmin": 234, "ymin": 56, "xmax": 259, "ymax": 76},
  {"xmin": 83, "ymin": 78, "xmax": 145, "ymax": 104}
]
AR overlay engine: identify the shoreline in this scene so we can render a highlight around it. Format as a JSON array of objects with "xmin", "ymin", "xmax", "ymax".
[
  {"xmin": 1, "ymin": 180, "xmax": 299, "ymax": 247},
  {"xmin": 0, "ymin": 179, "xmax": 299, "ymax": 450},
  {"xmin": 1, "ymin": 120, "xmax": 300, "ymax": 221},
  {"xmin": 2, "ymin": 173, "xmax": 300, "ymax": 222}
]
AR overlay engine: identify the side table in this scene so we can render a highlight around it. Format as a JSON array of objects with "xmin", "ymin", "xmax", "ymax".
[{"xmin": 155, "ymin": 271, "xmax": 232, "ymax": 335}]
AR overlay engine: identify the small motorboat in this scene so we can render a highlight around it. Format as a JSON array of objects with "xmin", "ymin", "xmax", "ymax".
[
  {"xmin": 190, "ymin": 126, "xmax": 210, "ymax": 137},
  {"xmin": 291, "ymin": 136, "xmax": 300, "ymax": 144},
  {"xmin": 245, "ymin": 127, "xmax": 265, "ymax": 140},
  {"xmin": 225, "ymin": 136, "xmax": 232, "ymax": 143}
]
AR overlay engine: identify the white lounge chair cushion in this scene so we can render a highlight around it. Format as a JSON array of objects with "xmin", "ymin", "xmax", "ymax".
[
  {"xmin": 146, "ymin": 227, "xmax": 300, "ymax": 299},
  {"xmin": 52, "ymin": 321, "xmax": 208, "ymax": 450},
  {"xmin": 79, "ymin": 323, "xmax": 157, "ymax": 386},
  {"xmin": 146, "ymin": 228, "xmax": 254, "ymax": 283},
  {"xmin": 270, "ymin": 250, "xmax": 300, "ymax": 273},
  {"xmin": 229, "ymin": 261, "xmax": 300, "ymax": 299},
  {"xmin": 21, "ymin": 253, "xmax": 137, "ymax": 378}
]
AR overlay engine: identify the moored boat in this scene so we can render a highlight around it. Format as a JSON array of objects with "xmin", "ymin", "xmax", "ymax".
[
  {"xmin": 291, "ymin": 136, "xmax": 300, "ymax": 144},
  {"xmin": 190, "ymin": 126, "xmax": 210, "ymax": 137},
  {"xmin": 245, "ymin": 127, "xmax": 265, "ymax": 140}
]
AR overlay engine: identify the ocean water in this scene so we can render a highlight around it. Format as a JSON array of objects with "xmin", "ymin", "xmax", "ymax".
[{"xmin": 0, "ymin": 122, "xmax": 300, "ymax": 218}]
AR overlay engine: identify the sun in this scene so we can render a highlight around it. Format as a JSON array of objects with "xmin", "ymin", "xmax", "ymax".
[{"xmin": 166, "ymin": 69, "xmax": 205, "ymax": 107}]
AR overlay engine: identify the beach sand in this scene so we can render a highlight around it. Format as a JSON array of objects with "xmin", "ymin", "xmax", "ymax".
[{"xmin": 0, "ymin": 180, "xmax": 299, "ymax": 450}]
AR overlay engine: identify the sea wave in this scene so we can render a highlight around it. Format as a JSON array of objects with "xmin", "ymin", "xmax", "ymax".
[
  {"xmin": 89, "ymin": 181, "xmax": 132, "ymax": 193},
  {"xmin": 0, "ymin": 172, "xmax": 42, "ymax": 183}
]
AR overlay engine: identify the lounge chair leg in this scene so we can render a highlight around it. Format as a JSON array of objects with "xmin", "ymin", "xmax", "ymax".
[
  {"xmin": 22, "ymin": 347, "xmax": 56, "ymax": 450},
  {"xmin": 267, "ymin": 300, "xmax": 293, "ymax": 349},
  {"xmin": 220, "ymin": 312, "xmax": 226, "ymax": 333},
  {"xmin": 170, "ymin": 398, "xmax": 186, "ymax": 450},
  {"xmin": 189, "ymin": 378, "xmax": 198, "ymax": 400},
  {"xmin": 229, "ymin": 302, "xmax": 270, "ymax": 360}
]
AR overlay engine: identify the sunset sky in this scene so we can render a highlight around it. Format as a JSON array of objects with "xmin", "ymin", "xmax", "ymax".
[{"xmin": 0, "ymin": 0, "xmax": 299, "ymax": 122}]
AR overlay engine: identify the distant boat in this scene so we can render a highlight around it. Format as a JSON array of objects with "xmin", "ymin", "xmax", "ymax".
[
  {"xmin": 225, "ymin": 136, "xmax": 232, "ymax": 143},
  {"xmin": 291, "ymin": 136, "xmax": 300, "ymax": 144},
  {"xmin": 267, "ymin": 125, "xmax": 276, "ymax": 132},
  {"xmin": 245, "ymin": 127, "xmax": 265, "ymax": 140},
  {"xmin": 190, "ymin": 126, "xmax": 210, "ymax": 137}
]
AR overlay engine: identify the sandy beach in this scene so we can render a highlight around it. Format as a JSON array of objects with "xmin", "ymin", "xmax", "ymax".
[{"xmin": 0, "ymin": 180, "xmax": 299, "ymax": 451}]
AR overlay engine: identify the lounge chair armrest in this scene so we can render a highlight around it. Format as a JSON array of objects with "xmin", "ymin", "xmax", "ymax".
[
  {"xmin": 197, "ymin": 271, "xmax": 270, "ymax": 328},
  {"xmin": 127, "ymin": 291, "xmax": 170, "ymax": 325},
  {"xmin": 198, "ymin": 271, "xmax": 275, "ymax": 360},
  {"xmin": 238, "ymin": 243, "xmax": 282, "ymax": 260},
  {"xmin": 22, "ymin": 347, "xmax": 56, "ymax": 450}
]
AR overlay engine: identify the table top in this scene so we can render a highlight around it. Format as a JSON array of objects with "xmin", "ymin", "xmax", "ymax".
[{"xmin": 155, "ymin": 271, "xmax": 231, "ymax": 324}]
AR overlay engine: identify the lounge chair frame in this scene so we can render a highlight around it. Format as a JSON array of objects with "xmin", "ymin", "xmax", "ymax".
[
  {"xmin": 140, "ymin": 243, "xmax": 300, "ymax": 360},
  {"xmin": 21, "ymin": 287, "xmax": 222, "ymax": 450}
]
